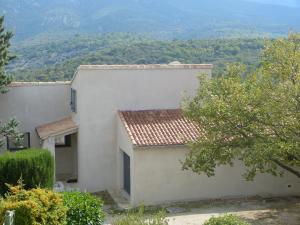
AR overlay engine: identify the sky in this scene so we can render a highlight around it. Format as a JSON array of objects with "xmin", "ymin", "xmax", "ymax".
[{"xmin": 245, "ymin": 0, "xmax": 300, "ymax": 7}]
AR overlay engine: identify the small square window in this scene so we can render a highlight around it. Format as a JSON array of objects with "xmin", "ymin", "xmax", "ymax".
[
  {"xmin": 55, "ymin": 134, "xmax": 71, "ymax": 147},
  {"xmin": 7, "ymin": 132, "xmax": 30, "ymax": 151}
]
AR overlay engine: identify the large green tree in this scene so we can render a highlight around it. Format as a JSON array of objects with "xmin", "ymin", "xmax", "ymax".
[
  {"xmin": 182, "ymin": 33, "xmax": 300, "ymax": 180},
  {"xmin": 0, "ymin": 16, "xmax": 20, "ymax": 149}
]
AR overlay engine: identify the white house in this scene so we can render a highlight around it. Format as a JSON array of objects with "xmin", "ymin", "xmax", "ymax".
[{"xmin": 0, "ymin": 63, "xmax": 299, "ymax": 206}]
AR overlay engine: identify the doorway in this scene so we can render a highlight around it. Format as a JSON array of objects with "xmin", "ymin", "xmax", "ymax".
[{"xmin": 123, "ymin": 152, "xmax": 131, "ymax": 195}]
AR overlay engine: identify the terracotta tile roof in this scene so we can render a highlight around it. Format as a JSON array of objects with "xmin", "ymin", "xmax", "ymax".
[
  {"xmin": 36, "ymin": 117, "xmax": 78, "ymax": 140},
  {"xmin": 118, "ymin": 109, "xmax": 200, "ymax": 147}
]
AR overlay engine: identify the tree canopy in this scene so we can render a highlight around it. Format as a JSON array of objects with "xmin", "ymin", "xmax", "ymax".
[
  {"xmin": 182, "ymin": 33, "xmax": 300, "ymax": 180},
  {"xmin": 0, "ymin": 16, "xmax": 14, "ymax": 94},
  {"xmin": 8, "ymin": 35, "xmax": 263, "ymax": 81}
]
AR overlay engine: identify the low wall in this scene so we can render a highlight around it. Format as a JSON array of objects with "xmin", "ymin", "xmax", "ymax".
[{"xmin": 132, "ymin": 146, "xmax": 300, "ymax": 205}]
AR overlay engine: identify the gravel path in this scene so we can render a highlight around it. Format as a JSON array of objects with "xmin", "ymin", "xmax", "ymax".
[{"xmin": 105, "ymin": 197, "xmax": 300, "ymax": 225}]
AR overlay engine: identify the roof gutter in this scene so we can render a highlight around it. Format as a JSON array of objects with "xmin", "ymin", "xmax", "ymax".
[{"xmin": 133, "ymin": 144, "xmax": 188, "ymax": 151}]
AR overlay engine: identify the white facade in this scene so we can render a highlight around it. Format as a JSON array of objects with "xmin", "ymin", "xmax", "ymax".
[
  {"xmin": 71, "ymin": 64, "xmax": 212, "ymax": 192},
  {"xmin": 117, "ymin": 117, "xmax": 300, "ymax": 205},
  {"xmin": 0, "ymin": 82, "xmax": 76, "ymax": 178},
  {"xmin": 1, "ymin": 64, "xmax": 300, "ymax": 206},
  {"xmin": 0, "ymin": 82, "xmax": 70, "ymax": 147}
]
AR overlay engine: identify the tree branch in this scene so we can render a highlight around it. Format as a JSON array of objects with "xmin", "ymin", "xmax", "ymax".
[{"xmin": 272, "ymin": 159, "xmax": 300, "ymax": 178}]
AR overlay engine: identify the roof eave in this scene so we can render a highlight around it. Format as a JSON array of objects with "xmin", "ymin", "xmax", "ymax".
[
  {"xmin": 37, "ymin": 127, "xmax": 78, "ymax": 140},
  {"xmin": 133, "ymin": 143, "xmax": 188, "ymax": 150}
]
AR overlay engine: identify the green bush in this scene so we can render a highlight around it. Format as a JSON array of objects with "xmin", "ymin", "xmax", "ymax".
[
  {"xmin": 0, "ymin": 183, "xmax": 67, "ymax": 225},
  {"xmin": 112, "ymin": 206, "xmax": 168, "ymax": 225},
  {"xmin": 0, "ymin": 149, "xmax": 54, "ymax": 195},
  {"xmin": 62, "ymin": 191, "xmax": 105, "ymax": 225},
  {"xmin": 204, "ymin": 214, "xmax": 250, "ymax": 225}
]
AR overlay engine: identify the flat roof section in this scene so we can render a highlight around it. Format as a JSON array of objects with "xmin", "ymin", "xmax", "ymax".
[{"xmin": 77, "ymin": 64, "xmax": 213, "ymax": 71}]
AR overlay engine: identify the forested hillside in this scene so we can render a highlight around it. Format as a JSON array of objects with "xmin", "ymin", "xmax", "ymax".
[
  {"xmin": 2, "ymin": 0, "xmax": 298, "ymax": 81},
  {"xmin": 8, "ymin": 34, "xmax": 264, "ymax": 81},
  {"xmin": 1, "ymin": 0, "xmax": 300, "ymax": 41}
]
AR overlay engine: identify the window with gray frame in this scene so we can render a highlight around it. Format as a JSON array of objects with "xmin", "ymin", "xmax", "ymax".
[
  {"xmin": 70, "ymin": 88, "xmax": 77, "ymax": 113},
  {"xmin": 7, "ymin": 132, "xmax": 30, "ymax": 151}
]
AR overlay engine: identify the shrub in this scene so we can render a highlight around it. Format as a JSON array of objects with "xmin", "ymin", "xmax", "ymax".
[
  {"xmin": 0, "ymin": 148, "xmax": 54, "ymax": 195},
  {"xmin": 62, "ymin": 191, "xmax": 105, "ymax": 225},
  {"xmin": 203, "ymin": 214, "xmax": 250, "ymax": 225},
  {"xmin": 0, "ymin": 183, "xmax": 67, "ymax": 225},
  {"xmin": 112, "ymin": 206, "xmax": 168, "ymax": 225}
]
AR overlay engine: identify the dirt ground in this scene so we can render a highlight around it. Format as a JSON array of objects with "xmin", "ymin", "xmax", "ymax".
[{"xmin": 104, "ymin": 196, "xmax": 300, "ymax": 225}]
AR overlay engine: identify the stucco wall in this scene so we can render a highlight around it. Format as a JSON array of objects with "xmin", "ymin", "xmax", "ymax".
[
  {"xmin": 0, "ymin": 83, "xmax": 71, "ymax": 148},
  {"xmin": 71, "ymin": 65, "xmax": 212, "ymax": 192},
  {"xmin": 132, "ymin": 147, "xmax": 300, "ymax": 205}
]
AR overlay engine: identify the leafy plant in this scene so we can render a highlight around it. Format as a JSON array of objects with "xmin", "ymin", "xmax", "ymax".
[
  {"xmin": 62, "ymin": 191, "xmax": 105, "ymax": 225},
  {"xmin": 203, "ymin": 214, "xmax": 250, "ymax": 225},
  {"xmin": 112, "ymin": 206, "xmax": 168, "ymax": 225},
  {"xmin": 0, "ymin": 149, "xmax": 54, "ymax": 195},
  {"xmin": 183, "ymin": 33, "xmax": 300, "ymax": 180},
  {"xmin": 0, "ymin": 182, "xmax": 67, "ymax": 225}
]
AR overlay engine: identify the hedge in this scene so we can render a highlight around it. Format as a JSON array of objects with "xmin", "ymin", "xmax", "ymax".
[{"xmin": 0, "ymin": 149, "xmax": 54, "ymax": 195}]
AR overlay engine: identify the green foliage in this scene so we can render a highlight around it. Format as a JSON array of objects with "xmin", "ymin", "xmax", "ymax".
[
  {"xmin": 0, "ymin": 16, "xmax": 14, "ymax": 93},
  {"xmin": 0, "ymin": 118, "xmax": 22, "ymax": 150},
  {"xmin": 62, "ymin": 191, "xmax": 105, "ymax": 225},
  {"xmin": 8, "ymin": 34, "xmax": 263, "ymax": 81},
  {"xmin": 112, "ymin": 206, "xmax": 168, "ymax": 225},
  {"xmin": 0, "ymin": 183, "xmax": 67, "ymax": 225},
  {"xmin": 203, "ymin": 214, "xmax": 250, "ymax": 225},
  {"xmin": 183, "ymin": 33, "xmax": 300, "ymax": 179},
  {"xmin": 0, "ymin": 149, "xmax": 54, "ymax": 195},
  {"xmin": 0, "ymin": 16, "xmax": 21, "ymax": 150}
]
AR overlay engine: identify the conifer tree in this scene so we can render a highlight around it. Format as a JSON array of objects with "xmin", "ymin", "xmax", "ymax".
[{"xmin": 0, "ymin": 16, "xmax": 21, "ymax": 149}]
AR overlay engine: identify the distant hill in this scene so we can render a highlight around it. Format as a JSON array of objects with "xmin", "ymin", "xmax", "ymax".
[
  {"xmin": 1, "ymin": 0, "xmax": 300, "ymax": 41},
  {"xmin": 7, "ymin": 34, "xmax": 264, "ymax": 81}
]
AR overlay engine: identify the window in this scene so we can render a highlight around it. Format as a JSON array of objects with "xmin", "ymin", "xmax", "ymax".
[
  {"xmin": 70, "ymin": 88, "xmax": 77, "ymax": 113},
  {"xmin": 55, "ymin": 134, "xmax": 71, "ymax": 147},
  {"xmin": 7, "ymin": 132, "xmax": 30, "ymax": 151}
]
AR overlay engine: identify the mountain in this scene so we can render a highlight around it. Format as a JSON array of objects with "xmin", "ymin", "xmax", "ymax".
[{"xmin": 1, "ymin": 0, "xmax": 300, "ymax": 41}]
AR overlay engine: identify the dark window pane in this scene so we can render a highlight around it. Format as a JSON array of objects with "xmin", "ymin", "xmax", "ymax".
[
  {"xmin": 7, "ymin": 132, "xmax": 30, "ymax": 151},
  {"xmin": 70, "ymin": 88, "xmax": 77, "ymax": 113},
  {"xmin": 55, "ymin": 134, "xmax": 72, "ymax": 147}
]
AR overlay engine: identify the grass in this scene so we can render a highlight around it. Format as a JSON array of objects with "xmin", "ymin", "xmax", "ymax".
[
  {"xmin": 93, "ymin": 191, "xmax": 115, "ymax": 205},
  {"xmin": 93, "ymin": 192, "xmax": 300, "ymax": 225}
]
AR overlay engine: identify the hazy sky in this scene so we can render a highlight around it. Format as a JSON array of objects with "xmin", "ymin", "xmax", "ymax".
[{"xmin": 245, "ymin": 0, "xmax": 300, "ymax": 7}]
